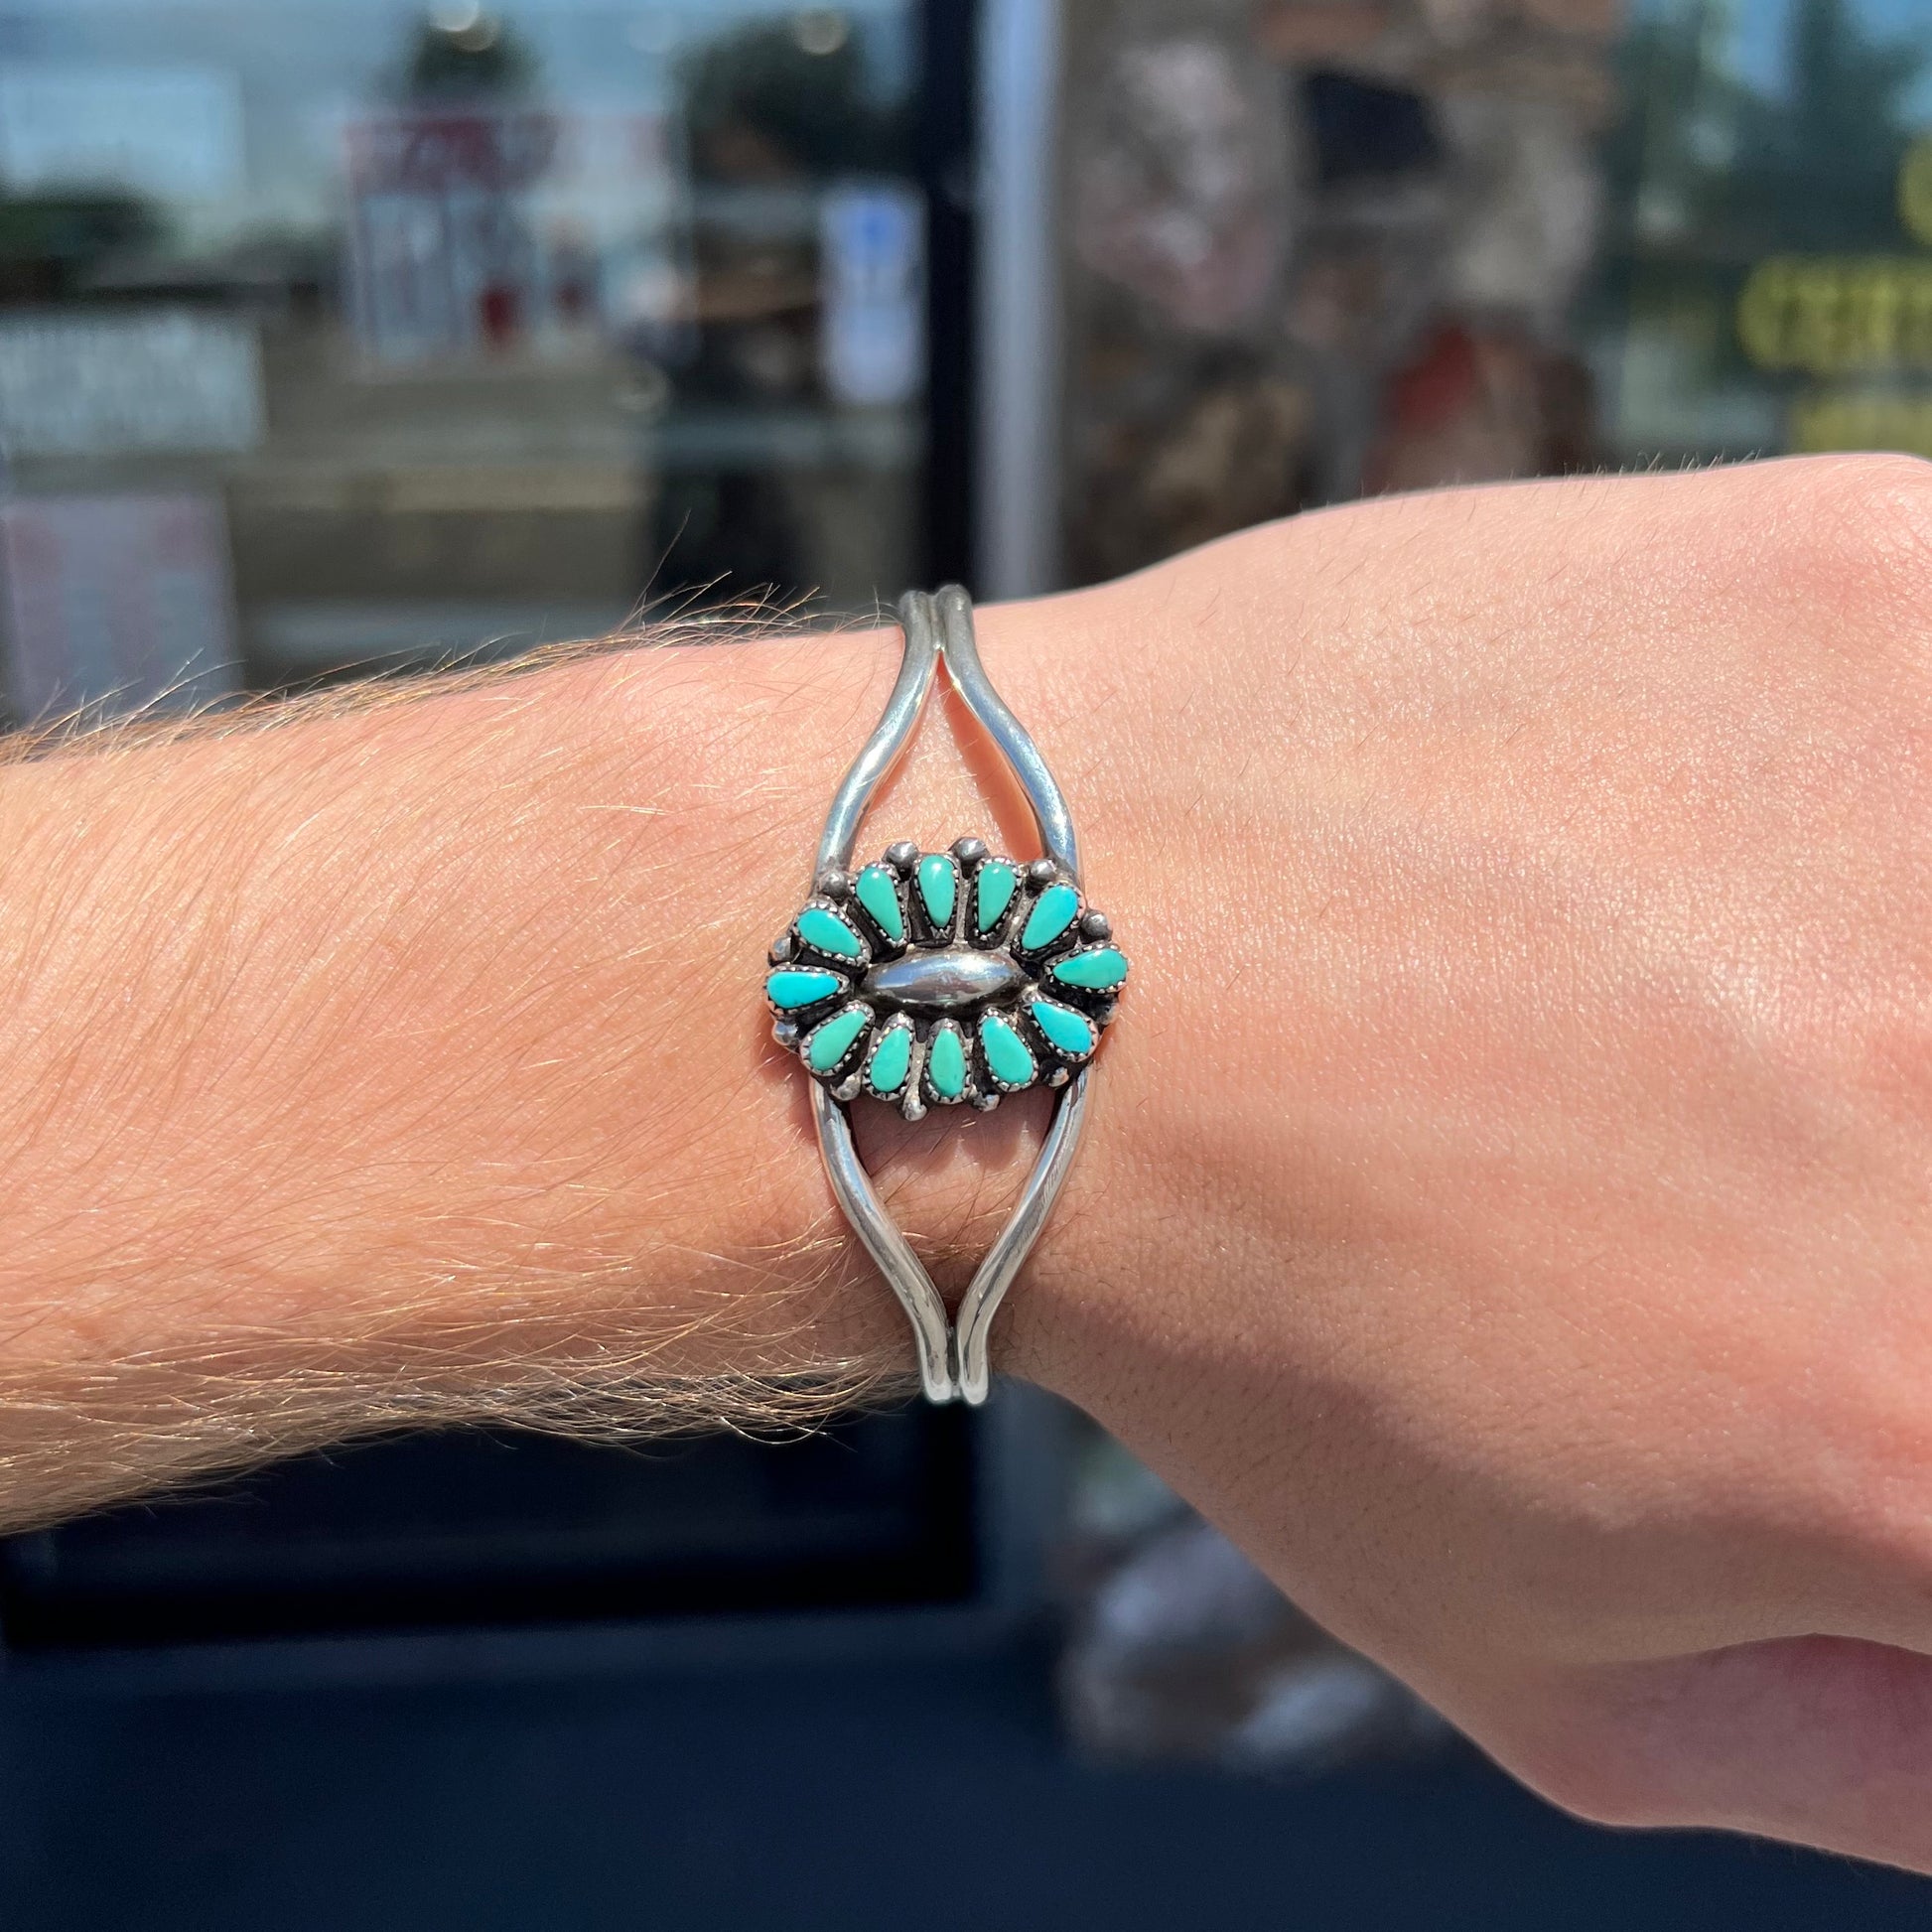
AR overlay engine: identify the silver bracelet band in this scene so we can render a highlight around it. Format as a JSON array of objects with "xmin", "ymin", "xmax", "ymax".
[{"xmin": 762, "ymin": 587, "xmax": 1129, "ymax": 1404}]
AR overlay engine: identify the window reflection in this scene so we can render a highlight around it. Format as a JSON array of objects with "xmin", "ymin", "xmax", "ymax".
[{"xmin": 0, "ymin": 2, "xmax": 928, "ymax": 723}]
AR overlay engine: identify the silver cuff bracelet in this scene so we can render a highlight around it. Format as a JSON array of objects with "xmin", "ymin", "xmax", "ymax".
[{"xmin": 761, "ymin": 587, "xmax": 1129, "ymax": 1405}]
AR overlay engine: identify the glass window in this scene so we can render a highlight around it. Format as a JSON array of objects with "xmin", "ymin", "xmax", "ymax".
[
  {"xmin": 1055, "ymin": 0, "xmax": 1932, "ymax": 589},
  {"xmin": 0, "ymin": 1, "xmax": 932, "ymax": 722},
  {"xmin": 1596, "ymin": 0, "xmax": 1932, "ymax": 472}
]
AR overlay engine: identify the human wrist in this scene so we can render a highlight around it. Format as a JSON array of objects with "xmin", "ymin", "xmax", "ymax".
[
  {"xmin": 0, "ymin": 591, "xmax": 1175, "ymax": 1518},
  {"xmin": 654, "ymin": 594, "xmax": 1164, "ymax": 1394},
  {"xmin": 585, "ymin": 585, "xmax": 1190, "ymax": 1407}
]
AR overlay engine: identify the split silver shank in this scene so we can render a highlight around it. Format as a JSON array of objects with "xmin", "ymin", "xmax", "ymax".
[{"xmin": 810, "ymin": 587, "xmax": 1091, "ymax": 1405}]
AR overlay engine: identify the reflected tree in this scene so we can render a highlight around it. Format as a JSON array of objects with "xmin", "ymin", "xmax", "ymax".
[
  {"xmin": 683, "ymin": 19, "xmax": 909, "ymax": 182},
  {"xmin": 1727, "ymin": 0, "xmax": 1927, "ymax": 250},
  {"xmin": 404, "ymin": 10, "xmax": 539, "ymax": 101}
]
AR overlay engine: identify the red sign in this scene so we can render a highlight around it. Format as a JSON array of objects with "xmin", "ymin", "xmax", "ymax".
[{"xmin": 345, "ymin": 111, "xmax": 559, "ymax": 195}]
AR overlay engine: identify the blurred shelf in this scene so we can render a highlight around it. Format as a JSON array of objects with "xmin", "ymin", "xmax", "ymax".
[
  {"xmin": 238, "ymin": 463, "xmax": 647, "ymax": 516},
  {"xmin": 689, "ymin": 185, "xmax": 824, "ymax": 238},
  {"xmin": 645, "ymin": 406, "xmax": 920, "ymax": 472}
]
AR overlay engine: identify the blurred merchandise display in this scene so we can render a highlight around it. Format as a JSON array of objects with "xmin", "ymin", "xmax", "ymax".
[
  {"xmin": 1060, "ymin": 0, "xmax": 1932, "ymax": 585},
  {"xmin": 1056, "ymin": 1429, "xmax": 1448, "ymax": 1771},
  {"xmin": 646, "ymin": 13, "xmax": 928, "ymax": 601},
  {"xmin": 1058, "ymin": 0, "xmax": 1618, "ymax": 580}
]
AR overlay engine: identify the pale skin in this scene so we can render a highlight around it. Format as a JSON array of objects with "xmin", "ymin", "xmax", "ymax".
[{"xmin": 2, "ymin": 454, "xmax": 1932, "ymax": 1869}]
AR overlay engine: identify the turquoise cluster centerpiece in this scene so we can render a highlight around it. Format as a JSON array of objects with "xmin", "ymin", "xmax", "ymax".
[{"xmin": 764, "ymin": 837, "xmax": 1129, "ymax": 1118}]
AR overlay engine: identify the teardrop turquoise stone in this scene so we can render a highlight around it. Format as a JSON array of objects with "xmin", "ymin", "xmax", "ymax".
[
  {"xmin": 979, "ymin": 1012, "xmax": 1035, "ymax": 1089},
  {"xmin": 855, "ymin": 865, "xmax": 904, "ymax": 943},
  {"xmin": 806, "ymin": 1005, "xmax": 870, "ymax": 1073},
  {"xmin": 974, "ymin": 861, "xmax": 1017, "ymax": 933},
  {"xmin": 1049, "ymin": 946, "xmax": 1128, "ymax": 991},
  {"xmin": 1030, "ymin": 996, "xmax": 1096, "ymax": 1057},
  {"xmin": 916, "ymin": 854, "xmax": 957, "ymax": 929},
  {"xmin": 926, "ymin": 1026, "xmax": 966, "ymax": 1098},
  {"xmin": 866, "ymin": 1024, "xmax": 911, "ymax": 1095},
  {"xmin": 797, "ymin": 905, "xmax": 864, "ymax": 959},
  {"xmin": 1021, "ymin": 882, "xmax": 1079, "ymax": 952},
  {"xmin": 767, "ymin": 967, "xmax": 843, "ymax": 1010}
]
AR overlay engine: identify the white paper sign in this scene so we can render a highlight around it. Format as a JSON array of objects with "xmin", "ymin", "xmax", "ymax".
[
  {"xmin": 0, "ymin": 65, "xmax": 244, "ymax": 201},
  {"xmin": 0, "ymin": 493, "xmax": 240, "ymax": 724},
  {"xmin": 820, "ymin": 184, "xmax": 924, "ymax": 407},
  {"xmin": 0, "ymin": 312, "xmax": 263, "ymax": 458}
]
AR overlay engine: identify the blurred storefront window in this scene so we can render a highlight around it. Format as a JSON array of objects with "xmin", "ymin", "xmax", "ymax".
[
  {"xmin": 0, "ymin": 0, "xmax": 938, "ymax": 725},
  {"xmin": 1601, "ymin": 0, "xmax": 1932, "ymax": 469},
  {"xmin": 1058, "ymin": 0, "xmax": 1615, "ymax": 585},
  {"xmin": 1056, "ymin": 0, "xmax": 1932, "ymax": 586}
]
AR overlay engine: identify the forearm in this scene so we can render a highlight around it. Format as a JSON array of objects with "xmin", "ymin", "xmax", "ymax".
[{"xmin": 0, "ymin": 617, "xmax": 1128, "ymax": 1522}]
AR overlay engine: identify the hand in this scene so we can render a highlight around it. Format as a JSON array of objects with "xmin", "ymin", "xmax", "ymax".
[{"xmin": 981, "ymin": 455, "xmax": 1932, "ymax": 1870}]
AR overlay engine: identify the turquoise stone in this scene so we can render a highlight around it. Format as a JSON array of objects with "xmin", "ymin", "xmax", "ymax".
[
  {"xmin": 855, "ymin": 864, "xmax": 904, "ymax": 943},
  {"xmin": 926, "ymin": 1026, "xmax": 966, "ymax": 1098},
  {"xmin": 974, "ymin": 861, "xmax": 1017, "ymax": 933},
  {"xmin": 979, "ymin": 1012, "xmax": 1035, "ymax": 1089},
  {"xmin": 1021, "ymin": 882, "xmax": 1079, "ymax": 952},
  {"xmin": 1049, "ymin": 946, "xmax": 1128, "ymax": 992},
  {"xmin": 797, "ymin": 904, "xmax": 864, "ymax": 959},
  {"xmin": 916, "ymin": 854, "xmax": 957, "ymax": 930},
  {"xmin": 806, "ymin": 1005, "xmax": 870, "ymax": 1073},
  {"xmin": 767, "ymin": 967, "xmax": 843, "ymax": 1010},
  {"xmin": 1030, "ymin": 996, "xmax": 1096, "ymax": 1057},
  {"xmin": 867, "ymin": 1023, "xmax": 912, "ymax": 1095}
]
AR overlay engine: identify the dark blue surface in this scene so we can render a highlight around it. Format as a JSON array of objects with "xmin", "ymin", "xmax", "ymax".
[{"xmin": 2, "ymin": 1643, "xmax": 1928, "ymax": 1930}]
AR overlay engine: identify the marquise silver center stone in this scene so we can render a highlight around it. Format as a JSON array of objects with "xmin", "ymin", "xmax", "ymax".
[{"xmin": 862, "ymin": 946, "xmax": 1029, "ymax": 1014}]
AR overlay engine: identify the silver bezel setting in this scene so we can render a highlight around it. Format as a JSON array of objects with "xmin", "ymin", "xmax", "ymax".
[
  {"xmin": 777, "ymin": 586, "xmax": 1125, "ymax": 1407},
  {"xmin": 766, "ymin": 838, "xmax": 1126, "ymax": 1122}
]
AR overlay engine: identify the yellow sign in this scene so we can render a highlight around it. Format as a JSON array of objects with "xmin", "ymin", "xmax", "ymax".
[
  {"xmin": 1791, "ymin": 389, "xmax": 1932, "ymax": 458},
  {"xmin": 1737, "ymin": 256, "xmax": 1932, "ymax": 374},
  {"xmin": 1901, "ymin": 135, "xmax": 1932, "ymax": 247},
  {"xmin": 1734, "ymin": 141, "xmax": 1932, "ymax": 373}
]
